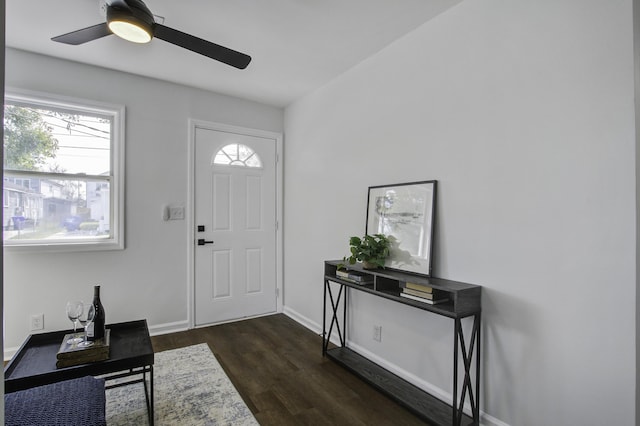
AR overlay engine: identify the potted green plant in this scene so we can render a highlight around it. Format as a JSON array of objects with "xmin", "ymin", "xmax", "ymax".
[{"xmin": 343, "ymin": 233, "xmax": 390, "ymax": 269}]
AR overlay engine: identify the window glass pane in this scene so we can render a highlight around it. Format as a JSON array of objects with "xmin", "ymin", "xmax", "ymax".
[
  {"xmin": 3, "ymin": 172, "xmax": 111, "ymax": 242},
  {"xmin": 213, "ymin": 143, "xmax": 262, "ymax": 168}
]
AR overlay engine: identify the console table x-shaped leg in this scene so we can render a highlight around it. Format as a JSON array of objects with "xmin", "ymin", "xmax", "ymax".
[
  {"xmin": 454, "ymin": 315, "xmax": 481, "ymax": 425},
  {"xmin": 323, "ymin": 279, "xmax": 346, "ymax": 354}
]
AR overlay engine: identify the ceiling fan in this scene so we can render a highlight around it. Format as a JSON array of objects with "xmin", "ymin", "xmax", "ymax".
[{"xmin": 51, "ymin": 0, "xmax": 251, "ymax": 69}]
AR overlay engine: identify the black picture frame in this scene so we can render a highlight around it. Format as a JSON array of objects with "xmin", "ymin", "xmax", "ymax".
[{"xmin": 365, "ymin": 180, "xmax": 437, "ymax": 277}]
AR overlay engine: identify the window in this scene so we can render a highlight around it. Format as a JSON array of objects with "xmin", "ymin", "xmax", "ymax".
[
  {"xmin": 213, "ymin": 144, "xmax": 262, "ymax": 168},
  {"xmin": 3, "ymin": 89, "xmax": 125, "ymax": 251}
]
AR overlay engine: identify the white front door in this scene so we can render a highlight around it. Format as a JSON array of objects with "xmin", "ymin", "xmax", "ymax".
[{"xmin": 194, "ymin": 125, "xmax": 278, "ymax": 326}]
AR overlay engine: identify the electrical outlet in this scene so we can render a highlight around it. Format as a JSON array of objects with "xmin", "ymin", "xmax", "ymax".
[
  {"xmin": 373, "ymin": 325, "xmax": 382, "ymax": 342},
  {"xmin": 30, "ymin": 314, "xmax": 44, "ymax": 331}
]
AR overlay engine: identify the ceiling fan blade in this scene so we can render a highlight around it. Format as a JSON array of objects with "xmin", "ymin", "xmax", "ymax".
[
  {"xmin": 153, "ymin": 24, "xmax": 251, "ymax": 69},
  {"xmin": 51, "ymin": 23, "xmax": 112, "ymax": 45}
]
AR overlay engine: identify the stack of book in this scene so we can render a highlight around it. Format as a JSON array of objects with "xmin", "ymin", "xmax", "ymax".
[
  {"xmin": 336, "ymin": 269, "xmax": 373, "ymax": 285},
  {"xmin": 56, "ymin": 330, "xmax": 111, "ymax": 368},
  {"xmin": 400, "ymin": 282, "xmax": 449, "ymax": 305}
]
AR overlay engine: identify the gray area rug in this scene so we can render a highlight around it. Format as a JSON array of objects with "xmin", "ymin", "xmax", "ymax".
[{"xmin": 105, "ymin": 343, "xmax": 259, "ymax": 425}]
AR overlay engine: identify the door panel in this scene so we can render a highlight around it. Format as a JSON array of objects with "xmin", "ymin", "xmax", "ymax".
[
  {"xmin": 213, "ymin": 250, "xmax": 231, "ymax": 298},
  {"xmin": 213, "ymin": 175, "xmax": 231, "ymax": 230}
]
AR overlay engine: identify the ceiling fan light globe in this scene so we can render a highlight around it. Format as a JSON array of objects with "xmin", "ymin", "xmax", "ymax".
[{"xmin": 108, "ymin": 20, "xmax": 152, "ymax": 43}]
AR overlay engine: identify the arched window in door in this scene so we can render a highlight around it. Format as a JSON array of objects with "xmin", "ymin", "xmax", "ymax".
[{"xmin": 213, "ymin": 143, "xmax": 262, "ymax": 168}]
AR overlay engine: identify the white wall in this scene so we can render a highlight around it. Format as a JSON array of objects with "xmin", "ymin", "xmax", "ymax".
[
  {"xmin": 283, "ymin": 1, "xmax": 636, "ymax": 425},
  {"xmin": 4, "ymin": 48, "xmax": 283, "ymax": 353}
]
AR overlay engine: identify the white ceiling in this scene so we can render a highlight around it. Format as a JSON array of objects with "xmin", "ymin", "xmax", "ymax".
[{"xmin": 6, "ymin": 0, "xmax": 462, "ymax": 107}]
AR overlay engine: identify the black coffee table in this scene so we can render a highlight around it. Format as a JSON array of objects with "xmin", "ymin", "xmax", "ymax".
[{"xmin": 4, "ymin": 319, "xmax": 154, "ymax": 425}]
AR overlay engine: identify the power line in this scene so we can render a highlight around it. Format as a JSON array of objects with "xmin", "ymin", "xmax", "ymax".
[
  {"xmin": 56, "ymin": 145, "xmax": 109, "ymax": 151},
  {"xmin": 38, "ymin": 110, "xmax": 110, "ymax": 135},
  {"xmin": 46, "ymin": 120, "xmax": 109, "ymax": 140}
]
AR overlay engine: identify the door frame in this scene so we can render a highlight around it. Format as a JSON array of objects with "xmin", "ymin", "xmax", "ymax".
[{"xmin": 187, "ymin": 119, "xmax": 284, "ymax": 329}]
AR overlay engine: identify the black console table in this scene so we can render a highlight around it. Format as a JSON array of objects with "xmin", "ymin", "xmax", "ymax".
[{"xmin": 322, "ymin": 260, "xmax": 481, "ymax": 426}]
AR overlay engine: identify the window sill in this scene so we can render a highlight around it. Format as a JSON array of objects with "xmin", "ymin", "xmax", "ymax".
[{"xmin": 4, "ymin": 239, "xmax": 124, "ymax": 253}]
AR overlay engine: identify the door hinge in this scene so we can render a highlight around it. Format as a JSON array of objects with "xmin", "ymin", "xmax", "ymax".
[{"xmin": 276, "ymin": 288, "xmax": 280, "ymax": 298}]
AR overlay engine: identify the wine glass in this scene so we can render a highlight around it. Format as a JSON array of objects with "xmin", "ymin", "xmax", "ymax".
[
  {"xmin": 77, "ymin": 304, "xmax": 95, "ymax": 348},
  {"xmin": 65, "ymin": 301, "xmax": 84, "ymax": 344}
]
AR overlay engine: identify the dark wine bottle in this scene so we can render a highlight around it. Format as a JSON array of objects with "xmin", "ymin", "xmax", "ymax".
[{"xmin": 87, "ymin": 285, "xmax": 106, "ymax": 341}]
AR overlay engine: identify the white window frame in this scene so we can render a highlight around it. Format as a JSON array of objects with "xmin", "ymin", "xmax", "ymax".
[{"xmin": 4, "ymin": 88, "xmax": 125, "ymax": 252}]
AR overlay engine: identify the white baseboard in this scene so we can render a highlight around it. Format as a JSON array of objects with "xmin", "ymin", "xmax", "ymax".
[
  {"xmin": 282, "ymin": 306, "xmax": 345, "ymax": 348},
  {"xmin": 4, "ymin": 346, "xmax": 19, "ymax": 362},
  {"xmin": 481, "ymin": 412, "xmax": 511, "ymax": 426},
  {"xmin": 282, "ymin": 305, "xmax": 509, "ymax": 426},
  {"xmin": 148, "ymin": 319, "xmax": 190, "ymax": 336},
  {"xmin": 283, "ymin": 306, "xmax": 321, "ymax": 333}
]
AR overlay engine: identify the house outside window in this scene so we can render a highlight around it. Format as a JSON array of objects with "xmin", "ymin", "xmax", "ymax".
[{"xmin": 3, "ymin": 89, "xmax": 125, "ymax": 251}]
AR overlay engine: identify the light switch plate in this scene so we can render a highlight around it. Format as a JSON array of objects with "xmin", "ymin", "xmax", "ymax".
[{"xmin": 168, "ymin": 206, "xmax": 185, "ymax": 220}]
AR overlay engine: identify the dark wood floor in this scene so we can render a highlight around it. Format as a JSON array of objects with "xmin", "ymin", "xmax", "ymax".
[{"xmin": 151, "ymin": 314, "xmax": 429, "ymax": 425}]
